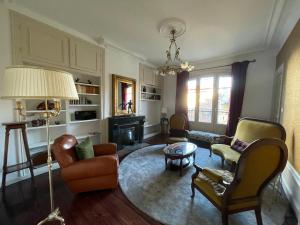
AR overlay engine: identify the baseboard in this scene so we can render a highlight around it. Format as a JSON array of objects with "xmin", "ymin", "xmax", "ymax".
[
  {"xmin": 144, "ymin": 132, "xmax": 161, "ymax": 139},
  {"xmin": 1, "ymin": 163, "xmax": 59, "ymax": 186},
  {"xmin": 282, "ymin": 161, "xmax": 300, "ymax": 221}
]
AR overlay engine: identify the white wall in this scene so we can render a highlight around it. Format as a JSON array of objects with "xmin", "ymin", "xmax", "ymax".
[
  {"xmin": 102, "ymin": 44, "xmax": 160, "ymax": 141},
  {"xmin": 162, "ymin": 49, "xmax": 277, "ymax": 130},
  {"xmin": 102, "ymin": 45, "xmax": 140, "ymax": 141},
  {"xmin": 0, "ymin": 3, "xmax": 21, "ymax": 182}
]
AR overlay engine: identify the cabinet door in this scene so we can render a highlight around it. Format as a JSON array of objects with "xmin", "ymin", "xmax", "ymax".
[
  {"xmin": 18, "ymin": 15, "xmax": 69, "ymax": 67},
  {"xmin": 143, "ymin": 66, "xmax": 155, "ymax": 86},
  {"xmin": 70, "ymin": 38, "xmax": 102, "ymax": 74}
]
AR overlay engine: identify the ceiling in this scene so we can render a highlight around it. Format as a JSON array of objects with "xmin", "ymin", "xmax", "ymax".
[{"xmin": 13, "ymin": 0, "xmax": 283, "ymax": 65}]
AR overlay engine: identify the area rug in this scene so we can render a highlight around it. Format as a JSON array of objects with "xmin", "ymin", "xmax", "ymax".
[{"xmin": 119, "ymin": 144, "xmax": 289, "ymax": 225}]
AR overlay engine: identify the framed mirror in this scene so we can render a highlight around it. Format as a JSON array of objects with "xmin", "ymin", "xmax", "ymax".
[{"xmin": 112, "ymin": 74, "xmax": 136, "ymax": 116}]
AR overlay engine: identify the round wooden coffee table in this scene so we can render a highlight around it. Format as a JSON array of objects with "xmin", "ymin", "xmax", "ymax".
[{"xmin": 163, "ymin": 142, "xmax": 197, "ymax": 176}]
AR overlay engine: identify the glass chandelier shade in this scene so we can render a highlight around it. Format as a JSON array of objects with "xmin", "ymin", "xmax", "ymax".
[{"xmin": 158, "ymin": 29, "xmax": 194, "ymax": 76}]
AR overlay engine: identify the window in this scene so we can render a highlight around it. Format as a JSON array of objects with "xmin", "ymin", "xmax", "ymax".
[
  {"xmin": 187, "ymin": 73, "xmax": 232, "ymax": 129},
  {"xmin": 199, "ymin": 77, "xmax": 214, "ymax": 123},
  {"xmin": 217, "ymin": 77, "xmax": 232, "ymax": 124}
]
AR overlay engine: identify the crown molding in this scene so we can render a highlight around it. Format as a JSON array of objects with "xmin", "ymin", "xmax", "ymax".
[
  {"xmin": 264, "ymin": 0, "xmax": 287, "ymax": 47},
  {"xmin": 190, "ymin": 47, "xmax": 271, "ymax": 67},
  {"xmin": 101, "ymin": 39, "xmax": 147, "ymax": 61}
]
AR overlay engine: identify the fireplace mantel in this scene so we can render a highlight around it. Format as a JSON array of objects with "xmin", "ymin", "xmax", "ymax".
[{"xmin": 108, "ymin": 115, "xmax": 145, "ymax": 150}]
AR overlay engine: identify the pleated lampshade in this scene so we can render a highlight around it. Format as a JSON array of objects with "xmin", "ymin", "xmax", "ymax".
[{"xmin": 1, "ymin": 66, "xmax": 79, "ymax": 100}]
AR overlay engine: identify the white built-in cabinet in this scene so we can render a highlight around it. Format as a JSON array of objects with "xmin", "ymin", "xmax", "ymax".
[
  {"xmin": 70, "ymin": 38, "xmax": 102, "ymax": 74},
  {"xmin": 139, "ymin": 64, "xmax": 163, "ymax": 138},
  {"xmin": 10, "ymin": 11, "xmax": 104, "ymax": 167},
  {"xmin": 21, "ymin": 20, "xmax": 69, "ymax": 67},
  {"xmin": 11, "ymin": 11, "xmax": 103, "ymax": 76},
  {"xmin": 140, "ymin": 64, "xmax": 163, "ymax": 88}
]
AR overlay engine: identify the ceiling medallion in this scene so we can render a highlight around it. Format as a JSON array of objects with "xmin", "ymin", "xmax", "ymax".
[{"xmin": 158, "ymin": 18, "xmax": 194, "ymax": 76}]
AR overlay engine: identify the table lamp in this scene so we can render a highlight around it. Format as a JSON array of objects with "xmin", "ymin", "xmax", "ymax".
[
  {"xmin": 161, "ymin": 107, "xmax": 168, "ymax": 118},
  {"xmin": 1, "ymin": 65, "xmax": 78, "ymax": 225}
]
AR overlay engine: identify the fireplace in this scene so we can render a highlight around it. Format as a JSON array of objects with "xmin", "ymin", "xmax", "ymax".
[{"xmin": 108, "ymin": 115, "xmax": 145, "ymax": 150}]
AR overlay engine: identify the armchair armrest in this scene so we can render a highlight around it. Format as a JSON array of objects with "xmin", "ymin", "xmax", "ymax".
[
  {"xmin": 202, "ymin": 168, "xmax": 233, "ymax": 187},
  {"xmin": 93, "ymin": 143, "xmax": 117, "ymax": 156},
  {"xmin": 192, "ymin": 164, "xmax": 203, "ymax": 180},
  {"xmin": 61, "ymin": 155, "xmax": 118, "ymax": 181},
  {"xmin": 193, "ymin": 164, "xmax": 203, "ymax": 172}
]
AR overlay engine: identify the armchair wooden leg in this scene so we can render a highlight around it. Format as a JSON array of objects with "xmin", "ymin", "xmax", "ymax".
[
  {"xmin": 221, "ymin": 212, "xmax": 229, "ymax": 225},
  {"xmin": 255, "ymin": 207, "xmax": 263, "ymax": 225}
]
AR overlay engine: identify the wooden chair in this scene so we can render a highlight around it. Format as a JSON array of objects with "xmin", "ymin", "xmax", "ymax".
[
  {"xmin": 166, "ymin": 113, "xmax": 189, "ymax": 144},
  {"xmin": 191, "ymin": 138, "xmax": 288, "ymax": 225}
]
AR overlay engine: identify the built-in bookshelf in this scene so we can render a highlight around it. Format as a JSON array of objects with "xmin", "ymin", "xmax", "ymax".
[
  {"xmin": 24, "ymin": 73, "xmax": 102, "ymax": 162},
  {"xmin": 141, "ymin": 84, "xmax": 161, "ymax": 101}
]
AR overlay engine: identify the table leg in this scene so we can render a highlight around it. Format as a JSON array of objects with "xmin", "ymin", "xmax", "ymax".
[
  {"xmin": 193, "ymin": 152, "xmax": 196, "ymax": 165},
  {"xmin": 180, "ymin": 159, "xmax": 183, "ymax": 176},
  {"xmin": 165, "ymin": 156, "xmax": 167, "ymax": 170}
]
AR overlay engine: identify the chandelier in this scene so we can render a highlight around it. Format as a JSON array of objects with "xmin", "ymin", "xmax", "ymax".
[{"xmin": 158, "ymin": 20, "xmax": 194, "ymax": 76}]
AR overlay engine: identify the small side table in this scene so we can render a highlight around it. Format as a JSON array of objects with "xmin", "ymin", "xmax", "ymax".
[
  {"xmin": 1, "ymin": 122, "xmax": 34, "ymax": 194},
  {"xmin": 163, "ymin": 142, "xmax": 197, "ymax": 176}
]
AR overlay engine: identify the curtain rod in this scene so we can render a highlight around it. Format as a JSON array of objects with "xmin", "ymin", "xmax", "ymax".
[{"xmin": 192, "ymin": 59, "xmax": 256, "ymax": 72}]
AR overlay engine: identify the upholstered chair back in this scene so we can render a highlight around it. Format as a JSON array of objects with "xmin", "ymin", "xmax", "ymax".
[
  {"xmin": 170, "ymin": 113, "xmax": 187, "ymax": 130},
  {"xmin": 232, "ymin": 118, "xmax": 286, "ymax": 145},
  {"xmin": 52, "ymin": 134, "xmax": 78, "ymax": 168},
  {"xmin": 226, "ymin": 138, "xmax": 288, "ymax": 201}
]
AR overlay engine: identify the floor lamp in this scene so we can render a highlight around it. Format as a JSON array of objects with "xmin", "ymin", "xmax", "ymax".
[{"xmin": 1, "ymin": 66, "xmax": 79, "ymax": 225}]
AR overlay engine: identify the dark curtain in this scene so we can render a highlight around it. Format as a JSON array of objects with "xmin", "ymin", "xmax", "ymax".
[
  {"xmin": 121, "ymin": 83, "xmax": 128, "ymax": 110},
  {"xmin": 175, "ymin": 70, "xmax": 189, "ymax": 130},
  {"xmin": 226, "ymin": 61, "xmax": 250, "ymax": 136}
]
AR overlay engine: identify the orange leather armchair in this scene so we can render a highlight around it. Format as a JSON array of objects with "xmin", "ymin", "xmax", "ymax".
[{"xmin": 52, "ymin": 134, "xmax": 119, "ymax": 193}]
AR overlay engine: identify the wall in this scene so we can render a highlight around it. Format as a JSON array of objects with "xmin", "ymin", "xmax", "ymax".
[
  {"xmin": 277, "ymin": 18, "xmax": 300, "ymax": 173},
  {"xmin": 276, "ymin": 18, "xmax": 300, "ymax": 220},
  {"xmin": 102, "ymin": 44, "xmax": 160, "ymax": 141},
  {"xmin": 0, "ymin": 3, "xmax": 21, "ymax": 182},
  {"xmin": 162, "ymin": 49, "xmax": 277, "ymax": 131},
  {"xmin": 0, "ymin": 3, "xmax": 159, "ymax": 184}
]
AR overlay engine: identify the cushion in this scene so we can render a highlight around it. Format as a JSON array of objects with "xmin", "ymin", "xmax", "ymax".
[
  {"xmin": 211, "ymin": 144, "xmax": 241, "ymax": 164},
  {"xmin": 75, "ymin": 137, "xmax": 95, "ymax": 160},
  {"xmin": 188, "ymin": 130, "xmax": 224, "ymax": 144},
  {"xmin": 230, "ymin": 139, "xmax": 248, "ymax": 153}
]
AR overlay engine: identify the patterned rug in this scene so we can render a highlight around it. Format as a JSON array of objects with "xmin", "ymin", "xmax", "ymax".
[{"xmin": 119, "ymin": 144, "xmax": 289, "ymax": 225}]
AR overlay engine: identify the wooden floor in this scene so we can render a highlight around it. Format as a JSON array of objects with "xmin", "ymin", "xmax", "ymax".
[
  {"xmin": 0, "ymin": 134, "xmax": 297, "ymax": 225},
  {"xmin": 0, "ymin": 136, "xmax": 166, "ymax": 225}
]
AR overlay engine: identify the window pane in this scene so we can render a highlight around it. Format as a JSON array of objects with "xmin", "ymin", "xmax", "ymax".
[
  {"xmin": 187, "ymin": 80, "xmax": 196, "ymax": 121},
  {"xmin": 217, "ymin": 76, "xmax": 232, "ymax": 124},
  {"xmin": 200, "ymin": 77, "xmax": 214, "ymax": 89},
  {"xmin": 199, "ymin": 77, "xmax": 213, "ymax": 123},
  {"xmin": 219, "ymin": 76, "xmax": 232, "ymax": 88}
]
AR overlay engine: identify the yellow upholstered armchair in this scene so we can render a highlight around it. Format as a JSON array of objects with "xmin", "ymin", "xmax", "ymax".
[
  {"xmin": 166, "ymin": 113, "xmax": 189, "ymax": 144},
  {"xmin": 191, "ymin": 138, "xmax": 288, "ymax": 225},
  {"xmin": 211, "ymin": 117, "xmax": 286, "ymax": 168}
]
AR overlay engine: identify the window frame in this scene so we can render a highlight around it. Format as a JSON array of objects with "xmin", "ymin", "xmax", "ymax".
[{"xmin": 187, "ymin": 68, "xmax": 232, "ymax": 133}]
